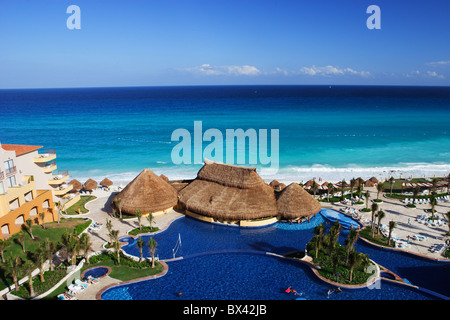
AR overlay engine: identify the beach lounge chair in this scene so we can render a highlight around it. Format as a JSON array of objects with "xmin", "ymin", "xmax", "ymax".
[
  {"xmin": 68, "ymin": 284, "xmax": 84, "ymax": 294},
  {"xmin": 75, "ymin": 279, "xmax": 89, "ymax": 288},
  {"xmin": 86, "ymin": 275, "xmax": 99, "ymax": 285}
]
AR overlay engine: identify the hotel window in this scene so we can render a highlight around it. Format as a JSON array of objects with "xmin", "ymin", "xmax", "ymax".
[
  {"xmin": 4, "ymin": 159, "xmax": 15, "ymax": 175},
  {"xmin": 6, "ymin": 175, "xmax": 16, "ymax": 188}
]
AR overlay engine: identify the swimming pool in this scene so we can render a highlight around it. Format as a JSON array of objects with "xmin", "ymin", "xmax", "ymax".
[
  {"xmin": 83, "ymin": 266, "xmax": 110, "ymax": 279},
  {"xmin": 117, "ymin": 210, "xmax": 450, "ymax": 299},
  {"xmin": 101, "ymin": 252, "xmax": 435, "ymax": 300}
]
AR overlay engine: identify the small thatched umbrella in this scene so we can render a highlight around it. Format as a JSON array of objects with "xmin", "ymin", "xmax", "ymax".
[
  {"xmin": 276, "ymin": 183, "xmax": 322, "ymax": 220},
  {"xmin": 100, "ymin": 178, "xmax": 113, "ymax": 188},
  {"xmin": 111, "ymin": 169, "xmax": 178, "ymax": 215},
  {"xmin": 84, "ymin": 179, "xmax": 98, "ymax": 191},
  {"xmin": 269, "ymin": 180, "xmax": 280, "ymax": 188},
  {"xmin": 160, "ymin": 174, "xmax": 169, "ymax": 182},
  {"xmin": 364, "ymin": 180, "xmax": 375, "ymax": 187},
  {"xmin": 68, "ymin": 179, "xmax": 82, "ymax": 191},
  {"xmin": 369, "ymin": 177, "xmax": 379, "ymax": 184}
]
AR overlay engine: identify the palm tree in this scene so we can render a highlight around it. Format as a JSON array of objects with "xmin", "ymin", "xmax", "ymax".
[
  {"xmin": 113, "ymin": 240, "xmax": 121, "ymax": 264},
  {"xmin": 114, "ymin": 197, "xmax": 123, "ymax": 219},
  {"xmin": 388, "ymin": 220, "xmax": 396, "ymax": 246},
  {"xmin": 148, "ymin": 237, "xmax": 157, "ymax": 268},
  {"xmin": 309, "ymin": 235, "xmax": 321, "ymax": 259},
  {"xmin": 327, "ymin": 182, "xmax": 334, "ymax": 202},
  {"xmin": 25, "ymin": 219, "xmax": 35, "ymax": 240},
  {"xmin": 34, "ymin": 246, "xmax": 47, "ymax": 283},
  {"xmin": 328, "ymin": 221, "xmax": 341, "ymax": 251},
  {"xmin": 42, "ymin": 239, "xmax": 56, "ymax": 271},
  {"xmin": 376, "ymin": 210, "xmax": 385, "ymax": 235},
  {"xmin": 429, "ymin": 192, "xmax": 437, "ymax": 219},
  {"xmin": 109, "ymin": 229, "xmax": 119, "ymax": 248},
  {"xmin": 38, "ymin": 212, "xmax": 46, "ymax": 229},
  {"xmin": 79, "ymin": 233, "xmax": 92, "ymax": 264},
  {"xmin": 389, "ymin": 177, "xmax": 395, "ymax": 195},
  {"xmin": 311, "ymin": 181, "xmax": 319, "ymax": 198},
  {"xmin": 357, "ymin": 185, "xmax": 363, "ymax": 199},
  {"xmin": 147, "ymin": 213, "xmax": 154, "ymax": 230},
  {"xmin": 357, "ymin": 177, "xmax": 364, "ymax": 192},
  {"xmin": 0, "ymin": 238, "xmax": 10, "ymax": 263},
  {"xmin": 412, "ymin": 186, "xmax": 420, "ymax": 205},
  {"xmin": 376, "ymin": 182, "xmax": 384, "ymax": 200},
  {"xmin": 137, "ymin": 236, "xmax": 144, "ymax": 263},
  {"xmin": 136, "ymin": 209, "xmax": 142, "ymax": 230},
  {"xmin": 341, "ymin": 180, "xmax": 347, "ymax": 201},
  {"xmin": 364, "ymin": 191, "xmax": 370, "ymax": 209},
  {"xmin": 327, "ymin": 182, "xmax": 334, "ymax": 201},
  {"xmin": 61, "ymin": 232, "xmax": 79, "ymax": 265},
  {"xmin": 371, "ymin": 202, "xmax": 378, "ymax": 237},
  {"xmin": 345, "ymin": 228, "xmax": 359, "ymax": 264},
  {"xmin": 5, "ymin": 254, "xmax": 22, "ymax": 291},
  {"xmin": 18, "ymin": 234, "xmax": 26, "ymax": 253},
  {"xmin": 446, "ymin": 211, "xmax": 450, "ymax": 235},
  {"xmin": 431, "ymin": 177, "xmax": 438, "ymax": 193},
  {"xmin": 22, "ymin": 261, "xmax": 37, "ymax": 298},
  {"xmin": 350, "ymin": 178, "xmax": 356, "ymax": 199},
  {"xmin": 348, "ymin": 250, "xmax": 364, "ymax": 282}
]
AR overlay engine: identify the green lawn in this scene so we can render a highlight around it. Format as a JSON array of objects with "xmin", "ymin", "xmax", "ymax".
[
  {"xmin": 0, "ymin": 218, "xmax": 90, "ymax": 292},
  {"xmin": 64, "ymin": 196, "xmax": 96, "ymax": 215}
]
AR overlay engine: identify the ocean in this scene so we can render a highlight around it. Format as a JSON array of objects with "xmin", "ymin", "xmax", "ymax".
[{"xmin": 1, "ymin": 85, "xmax": 449, "ymax": 185}]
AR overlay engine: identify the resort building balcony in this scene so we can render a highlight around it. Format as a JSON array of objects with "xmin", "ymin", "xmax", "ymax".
[
  {"xmin": 53, "ymin": 183, "xmax": 73, "ymax": 196},
  {"xmin": 5, "ymin": 166, "xmax": 17, "ymax": 176},
  {"xmin": 48, "ymin": 170, "xmax": 69, "ymax": 185},
  {"xmin": 33, "ymin": 149, "xmax": 56, "ymax": 163},
  {"xmin": 43, "ymin": 160, "xmax": 57, "ymax": 173},
  {"xmin": 0, "ymin": 171, "xmax": 4, "ymax": 180}
]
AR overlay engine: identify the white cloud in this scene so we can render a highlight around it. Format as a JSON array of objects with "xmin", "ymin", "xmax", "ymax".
[
  {"xmin": 425, "ymin": 60, "xmax": 450, "ymax": 67},
  {"xmin": 405, "ymin": 70, "xmax": 445, "ymax": 79},
  {"xmin": 297, "ymin": 65, "xmax": 372, "ymax": 77},
  {"xmin": 183, "ymin": 64, "xmax": 261, "ymax": 76}
]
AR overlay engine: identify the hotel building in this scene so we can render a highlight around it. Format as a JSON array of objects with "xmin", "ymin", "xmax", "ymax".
[{"xmin": 0, "ymin": 143, "xmax": 80, "ymax": 239}]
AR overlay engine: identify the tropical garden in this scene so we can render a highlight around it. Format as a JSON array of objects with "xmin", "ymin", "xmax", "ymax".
[{"xmin": 306, "ymin": 221, "xmax": 375, "ymax": 285}]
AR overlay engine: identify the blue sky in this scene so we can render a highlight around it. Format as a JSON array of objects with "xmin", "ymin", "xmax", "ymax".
[{"xmin": 0, "ymin": 0, "xmax": 449, "ymax": 88}]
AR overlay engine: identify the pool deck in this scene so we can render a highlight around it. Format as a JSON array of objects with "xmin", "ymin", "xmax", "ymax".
[{"xmin": 56, "ymin": 186, "xmax": 449, "ymax": 300}]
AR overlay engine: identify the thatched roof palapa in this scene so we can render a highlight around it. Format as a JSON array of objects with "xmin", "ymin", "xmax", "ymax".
[
  {"xmin": 84, "ymin": 179, "xmax": 98, "ymax": 191},
  {"xmin": 68, "ymin": 179, "xmax": 82, "ymax": 190},
  {"xmin": 369, "ymin": 177, "xmax": 379, "ymax": 184},
  {"xmin": 100, "ymin": 178, "xmax": 113, "ymax": 187},
  {"xmin": 276, "ymin": 183, "xmax": 322, "ymax": 220},
  {"xmin": 160, "ymin": 174, "xmax": 169, "ymax": 182},
  {"xmin": 364, "ymin": 180, "xmax": 375, "ymax": 187},
  {"xmin": 178, "ymin": 160, "xmax": 278, "ymax": 220},
  {"xmin": 112, "ymin": 169, "xmax": 178, "ymax": 215}
]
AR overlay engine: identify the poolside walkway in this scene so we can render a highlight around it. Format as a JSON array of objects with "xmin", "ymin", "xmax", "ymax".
[{"xmin": 324, "ymin": 187, "xmax": 450, "ymax": 260}]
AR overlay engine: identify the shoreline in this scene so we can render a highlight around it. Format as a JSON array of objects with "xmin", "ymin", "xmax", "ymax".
[{"xmin": 69, "ymin": 163, "xmax": 450, "ymax": 189}]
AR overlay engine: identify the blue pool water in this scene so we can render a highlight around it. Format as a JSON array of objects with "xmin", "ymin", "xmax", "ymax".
[
  {"xmin": 83, "ymin": 267, "xmax": 109, "ymax": 279},
  {"xmin": 115, "ymin": 210, "xmax": 450, "ymax": 300},
  {"xmin": 101, "ymin": 253, "xmax": 435, "ymax": 300}
]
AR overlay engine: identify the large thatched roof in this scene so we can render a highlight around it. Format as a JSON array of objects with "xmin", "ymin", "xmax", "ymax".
[
  {"xmin": 111, "ymin": 169, "xmax": 178, "ymax": 215},
  {"xmin": 276, "ymin": 183, "xmax": 322, "ymax": 220},
  {"xmin": 178, "ymin": 161, "xmax": 278, "ymax": 220}
]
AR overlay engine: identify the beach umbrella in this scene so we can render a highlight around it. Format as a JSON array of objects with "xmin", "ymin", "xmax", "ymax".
[
  {"xmin": 68, "ymin": 179, "xmax": 82, "ymax": 191},
  {"xmin": 84, "ymin": 179, "xmax": 98, "ymax": 191},
  {"xmin": 100, "ymin": 178, "xmax": 113, "ymax": 187}
]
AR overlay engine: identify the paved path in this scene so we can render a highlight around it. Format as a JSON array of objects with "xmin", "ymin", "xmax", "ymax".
[{"xmin": 324, "ymin": 187, "xmax": 450, "ymax": 260}]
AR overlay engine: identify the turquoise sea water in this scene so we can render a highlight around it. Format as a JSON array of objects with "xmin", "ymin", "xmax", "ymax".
[{"xmin": 1, "ymin": 85, "xmax": 449, "ymax": 183}]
